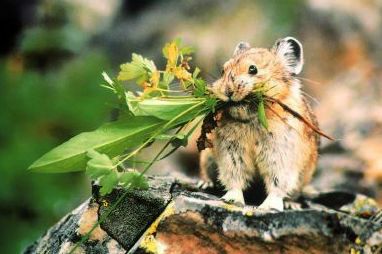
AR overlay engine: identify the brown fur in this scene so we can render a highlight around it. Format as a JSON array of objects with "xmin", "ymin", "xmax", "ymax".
[{"xmin": 200, "ymin": 38, "xmax": 319, "ymax": 210}]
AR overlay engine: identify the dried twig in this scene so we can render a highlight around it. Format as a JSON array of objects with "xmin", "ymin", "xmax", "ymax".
[
  {"xmin": 197, "ymin": 112, "xmax": 217, "ymax": 151},
  {"xmin": 264, "ymin": 95, "xmax": 334, "ymax": 141}
]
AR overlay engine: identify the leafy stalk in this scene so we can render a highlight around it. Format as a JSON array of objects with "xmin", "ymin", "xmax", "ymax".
[
  {"xmin": 257, "ymin": 94, "xmax": 268, "ymax": 129},
  {"xmin": 117, "ymin": 100, "xmax": 205, "ymax": 166}
]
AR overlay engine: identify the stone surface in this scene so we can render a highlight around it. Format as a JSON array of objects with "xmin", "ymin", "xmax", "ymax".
[
  {"xmin": 25, "ymin": 175, "xmax": 382, "ymax": 254},
  {"xmin": 24, "ymin": 200, "xmax": 126, "ymax": 254},
  {"xmin": 96, "ymin": 176, "xmax": 174, "ymax": 250}
]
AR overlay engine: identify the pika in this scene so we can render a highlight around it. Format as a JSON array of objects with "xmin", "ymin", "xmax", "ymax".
[{"xmin": 199, "ymin": 37, "xmax": 320, "ymax": 211}]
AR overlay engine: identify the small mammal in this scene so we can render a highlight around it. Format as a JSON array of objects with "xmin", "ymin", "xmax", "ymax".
[{"xmin": 199, "ymin": 37, "xmax": 320, "ymax": 211}]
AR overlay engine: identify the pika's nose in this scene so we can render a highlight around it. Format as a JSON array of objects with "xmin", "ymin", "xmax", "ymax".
[{"xmin": 226, "ymin": 90, "xmax": 234, "ymax": 99}]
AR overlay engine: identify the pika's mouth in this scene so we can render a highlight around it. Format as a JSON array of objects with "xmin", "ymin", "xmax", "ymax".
[
  {"xmin": 221, "ymin": 100, "xmax": 252, "ymax": 113},
  {"xmin": 225, "ymin": 94, "xmax": 256, "ymax": 106},
  {"xmin": 225, "ymin": 100, "xmax": 248, "ymax": 107},
  {"xmin": 219, "ymin": 94, "xmax": 260, "ymax": 113}
]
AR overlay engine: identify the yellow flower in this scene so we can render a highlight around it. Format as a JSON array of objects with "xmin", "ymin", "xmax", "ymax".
[
  {"xmin": 163, "ymin": 42, "xmax": 179, "ymax": 71},
  {"xmin": 150, "ymin": 70, "xmax": 160, "ymax": 88},
  {"xmin": 174, "ymin": 66, "xmax": 192, "ymax": 81}
]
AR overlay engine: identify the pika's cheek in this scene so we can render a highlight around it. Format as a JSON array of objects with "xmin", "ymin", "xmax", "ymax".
[
  {"xmin": 253, "ymin": 73, "xmax": 269, "ymax": 83},
  {"xmin": 210, "ymin": 81, "xmax": 230, "ymax": 101}
]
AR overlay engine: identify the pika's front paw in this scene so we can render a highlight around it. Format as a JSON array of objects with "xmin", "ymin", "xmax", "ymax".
[
  {"xmin": 197, "ymin": 180, "xmax": 214, "ymax": 190},
  {"xmin": 258, "ymin": 195, "xmax": 284, "ymax": 212},
  {"xmin": 221, "ymin": 189, "xmax": 245, "ymax": 206}
]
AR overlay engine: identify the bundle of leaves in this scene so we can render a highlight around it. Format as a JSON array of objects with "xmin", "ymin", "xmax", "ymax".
[{"xmin": 28, "ymin": 39, "xmax": 224, "ymax": 195}]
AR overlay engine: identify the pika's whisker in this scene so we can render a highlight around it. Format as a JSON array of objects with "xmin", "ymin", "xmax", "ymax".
[
  {"xmin": 297, "ymin": 77, "xmax": 322, "ymax": 86},
  {"xmin": 266, "ymin": 92, "xmax": 280, "ymax": 99},
  {"xmin": 301, "ymin": 90, "xmax": 320, "ymax": 105},
  {"xmin": 264, "ymin": 84, "xmax": 278, "ymax": 93}
]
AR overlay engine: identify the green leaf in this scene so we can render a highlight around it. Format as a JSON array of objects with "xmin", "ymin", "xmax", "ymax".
[
  {"xmin": 158, "ymin": 117, "xmax": 202, "ymax": 160},
  {"xmin": 159, "ymin": 72, "xmax": 174, "ymax": 89},
  {"xmin": 171, "ymin": 38, "xmax": 194, "ymax": 56},
  {"xmin": 257, "ymin": 97, "xmax": 268, "ymax": 129},
  {"xmin": 99, "ymin": 171, "xmax": 119, "ymax": 195},
  {"xmin": 119, "ymin": 171, "xmax": 149, "ymax": 190},
  {"xmin": 101, "ymin": 72, "xmax": 126, "ymax": 102},
  {"xmin": 180, "ymin": 46, "xmax": 195, "ymax": 56},
  {"xmin": 117, "ymin": 62, "xmax": 145, "ymax": 81},
  {"xmin": 126, "ymin": 92, "xmax": 206, "ymax": 121},
  {"xmin": 102, "ymin": 71, "xmax": 114, "ymax": 85},
  {"xmin": 28, "ymin": 116, "xmax": 164, "ymax": 173},
  {"xmin": 205, "ymin": 97, "xmax": 218, "ymax": 112},
  {"xmin": 156, "ymin": 133, "xmax": 187, "ymax": 148},
  {"xmin": 117, "ymin": 53, "xmax": 156, "ymax": 82},
  {"xmin": 156, "ymin": 133, "xmax": 185, "ymax": 141},
  {"xmin": 193, "ymin": 78, "xmax": 207, "ymax": 97},
  {"xmin": 192, "ymin": 67, "xmax": 201, "ymax": 79},
  {"xmin": 86, "ymin": 149, "xmax": 114, "ymax": 180}
]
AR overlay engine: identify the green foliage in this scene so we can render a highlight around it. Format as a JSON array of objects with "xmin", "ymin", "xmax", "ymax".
[
  {"xmin": 126, "ymin": 92, "xmax": 208, "ymax": 121},
  {"xmin": 193, "ymin": 78, "xmax": 207, "ymax": 97},
  {"xmin": 86, "ymin": 149, "xmax": 115, "ymax": 176},
  {"xmin": 101, "ymin": 72, "xmax": 126, "ymax": 103},
  {"xmin": 257, "ymin": 96, "xmax": 268, "ymax": 129},
  {"xmin": 86, "ymin": 150, "xmax": 148, "ymax": 195},
  {"xmin": 28, "ymin": 39, "xmax": 217, "ymax": 196},
  {"xmin": 117, "ymin": 53, "xmax": 157, "ymax": 84},
  {"xmin": 28, "ymin": 116, "xmax": 164, "ymax": 173},
  {"xmin": 119, "ymin": 172, "xmax": 149, "ymax": 189},
  {"xmin": 0, "ymin": 51, "xmax": 112, "ymax": 253},
  {"xmin": 99, "ymin": 171, "xmax": 119, "ymax": 195}
]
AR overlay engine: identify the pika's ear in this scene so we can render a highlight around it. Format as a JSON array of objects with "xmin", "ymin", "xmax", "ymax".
[
  {"xmin": 233, "ymin": 42, "xmax": 251, "ymax": 57},
  {"xmin": 273, "ymin": 37, "xmax": 303, "ymax": 75}
]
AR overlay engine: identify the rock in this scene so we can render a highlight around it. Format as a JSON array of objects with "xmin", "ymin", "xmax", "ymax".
[
  {"xmin": 25, "ymin": 175, "xmax": 382, "ymax": 254},
  {"xmin": 24, "ymin": 200, "xmax": 126, "ymax": 254},
  {"xmin": 313, "ymin": 154, "xmax": 377, "ymax": 198},
  {"xmin": 95, "ymin": 176, "xmax": 174, "ymax": 250}
]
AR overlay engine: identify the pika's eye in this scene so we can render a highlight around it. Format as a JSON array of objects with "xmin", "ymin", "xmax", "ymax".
[
  {"xmin": 221, "ymin": 69, "xmax": 225, "ymax": 75},
  {"xmin": 248, "ymin": 65, "xmax": 258, "ymax": 75}
]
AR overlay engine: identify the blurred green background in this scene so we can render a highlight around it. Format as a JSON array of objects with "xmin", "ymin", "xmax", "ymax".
[{"xmin": 2, "ymin": 0, "xmax": 382, "ymax": 252}]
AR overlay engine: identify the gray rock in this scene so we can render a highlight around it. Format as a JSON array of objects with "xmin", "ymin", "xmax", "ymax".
[{"xmin": 24, "ymin": 175, "xmax": 382, "ymax": 254}]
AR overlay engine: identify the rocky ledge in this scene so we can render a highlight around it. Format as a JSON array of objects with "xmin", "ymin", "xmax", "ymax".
[{"xmin": 25, "ymin": 176, "xmax": 382, "ymax": 254}]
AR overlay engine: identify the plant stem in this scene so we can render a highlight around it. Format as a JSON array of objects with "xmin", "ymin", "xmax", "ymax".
[{"xmin": 117, "ymin": 101, "xmax": 205, "ymax": 166}]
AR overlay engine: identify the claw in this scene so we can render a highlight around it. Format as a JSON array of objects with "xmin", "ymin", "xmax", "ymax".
[
  {"xmin": 197, "ymin": 180, "xmax": 214, "ymax": 190},
  {"xmin": 284, "ymin": 201, "xmax": 302, "ymax": 210},
  {"xmin": 221, "ymin": 189, "xmax": 245, "ymax": 206}
]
